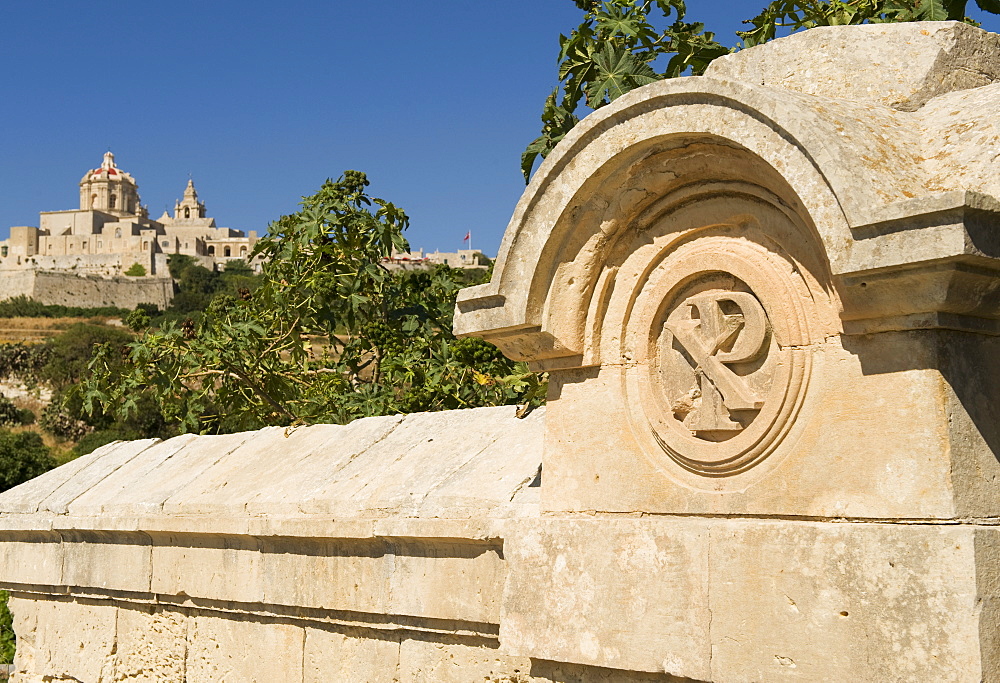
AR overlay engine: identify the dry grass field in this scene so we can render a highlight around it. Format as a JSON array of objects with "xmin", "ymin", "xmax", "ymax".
[{"xmin": 0, "ymin": 317, "xmax": 123, "ymax": 344}]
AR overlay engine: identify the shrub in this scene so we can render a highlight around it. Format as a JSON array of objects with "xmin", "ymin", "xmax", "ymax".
[
  {"xmin": 0, "ymin": 430, "xmax": 54, "ymax": 492},
  {"xmin": 0, "ymin": 296, "xmax": 129, "ymax": 319},
  {"xmin": 39, "ymin": 398, "xmax": 90, "ymax": 441},
  {"xmin": 124, "ymin": 263, "xmax": 147, "ymax": 277},
  {"xmin": 0, "ymin": 395, "xmax": 24, "ymax": 427},
  {"xmin": 0, "ymin": 591, "xmax": 13, "ymax": 664}
]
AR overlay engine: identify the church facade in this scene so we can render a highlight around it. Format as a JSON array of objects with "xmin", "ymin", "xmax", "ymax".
[{"xmin": 0, "ymin": 152, "xmax": 258, "ymax": 278}]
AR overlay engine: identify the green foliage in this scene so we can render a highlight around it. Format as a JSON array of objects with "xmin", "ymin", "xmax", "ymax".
[
  {"xmin": 0, "ymin": 395, "xmax": 30, "ymax": 428},
  {"xmin": 738, "ymin": 0, "xmax": 996, "ymax": 46},
  {"xmin": 522, "ymin": 0, "xmax": 729, "ymax": 179},
  {"xmin": 0, "ymin": 343, "xmax": 49, "ymax": 385},
  {"xmin": 163, "ymin": 254, "xmax": 260, "ymax": 317},
  {"xmin": 124, "ymin": 262, "xmax": 147, "ymax": 277},
  {"xmin": 0, "ymin": 591, "xmax": 13, "ymax": 664},
  {"xmin": 125, "ymin": 308, "xmax": 152, "ymax": 332},
  {"xmin": 39, "ymin": 387, "xmax": 91, "ymax": 441},
  {"xmin": 0, "ymin": 295, "xmax": 129, "ymax": 319},
  {"xmin": 0, "ymin": 430, "xmax": 53, "ymax": 493},
  {"xmin": 525, "ymin": 0, "xmax": 1000, "ymax": 179},
  {"xmin": 39, "ymin": 323, "xmax": 133, "ymax": 389},
  {"xmin": 83, "ymin": 172, "xmax": 543, "ymax": 434}
]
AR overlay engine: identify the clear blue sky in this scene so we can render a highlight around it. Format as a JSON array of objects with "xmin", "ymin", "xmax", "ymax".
[{"xmin": 2, "ymin": 2, "xmax": 999, "ymax": 256}]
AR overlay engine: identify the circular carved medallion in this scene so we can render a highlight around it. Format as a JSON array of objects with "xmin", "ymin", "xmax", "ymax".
[{"xmin": 623, "ymin": 235, "xmax": 811, "ymax": 477}]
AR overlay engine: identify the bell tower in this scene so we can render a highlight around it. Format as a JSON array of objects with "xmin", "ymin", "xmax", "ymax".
[{"xmin": 173, "ymin": 179, "xmax": 206, "ymax": 221}]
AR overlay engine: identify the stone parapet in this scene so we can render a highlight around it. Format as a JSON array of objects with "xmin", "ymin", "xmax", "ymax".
[{"xmin": 0, "ymin": 407, "xmax": 546, "ymax": 682}]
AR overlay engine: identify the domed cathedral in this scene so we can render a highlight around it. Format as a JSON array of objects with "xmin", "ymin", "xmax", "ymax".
[
  {"xmin": 0, "ymin": 152, "xmax": 258, "ymax": 278},
  {"xmin": 79, "ymin": 151, "xmax": 145, "ymax": 218}
]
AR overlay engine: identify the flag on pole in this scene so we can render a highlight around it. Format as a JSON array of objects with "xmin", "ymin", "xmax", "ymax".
[{"xmin": 463, "ymin": 231, "xmax": 471, "ymax": 242}]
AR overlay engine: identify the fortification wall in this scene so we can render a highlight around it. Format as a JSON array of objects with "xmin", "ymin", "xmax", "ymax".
[
  {"xmin": 0, "ymin": 270, "xmax": 173, "ymax": 310},
  {"xmin": 20, "ymin": 252, "xmax": 155, "ymax": 278}
]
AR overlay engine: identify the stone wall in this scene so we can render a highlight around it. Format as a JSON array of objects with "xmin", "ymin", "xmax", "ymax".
[
  {"xmin": 0, "ymin": 269, "xmax": 173, "ymax": 310},
  {"xmin": 0, "ymin": 408, "xmax": 565, "ymax": 683}
]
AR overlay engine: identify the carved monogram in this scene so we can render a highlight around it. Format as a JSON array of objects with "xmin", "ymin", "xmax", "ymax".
[
  {"xmin": 623, "ymin": 233, "xmax": 812, "ymax": 478},
  {"xmin": 662, "ymin": 291, "xmax": 768, "ymax": 436}
]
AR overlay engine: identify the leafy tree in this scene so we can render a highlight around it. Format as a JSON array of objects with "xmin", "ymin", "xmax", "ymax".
[
  {"xmin": 124, "ymin": 263, "xmax": 147, "ymax": 277},
  {"xmin": 38, "ymin": 323, "xmax": 133, "ymax": 389},
  {"xmin": 0, "ymin": 430, "xmax": 53, "ymax": 493},
  {"xmin": 0, "ymin": 343, "xmax": 49, "ymax": 386},
  {"xmin": 522, "ymin": 0, "xmax": 728, "ymax": 179},
  {"xmin": 740, "ymin": 0, "xmax": 1000, "ymax": 45},
  {"xmin": 524, "ymin": 0, "xmax": 1000, "ymax": 179},
  {"xmin": 83, "ymin": 172, "xmax": 543, "ymax": 434},
  {"xmin": 162, "ymin": 254, "xmax": 260, "ymax": 317}
]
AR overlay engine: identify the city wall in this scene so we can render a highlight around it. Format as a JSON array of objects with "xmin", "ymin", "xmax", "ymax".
[
  {"xmin": 0, "ymin": 22, "xmax": 1000, "ymax": 682},
  {"xmin": 0, "ymin": 269, "xmax": 173, "ymax": 310}
]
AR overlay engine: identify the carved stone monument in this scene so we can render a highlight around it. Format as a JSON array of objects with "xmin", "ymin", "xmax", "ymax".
[
  {"xmin": 0, "ymin": 20, "xmax": 999, "ymax": 682},
  {"xmin": 455, "ymin": 20, "xmax": 1000, "ymax": 680}
]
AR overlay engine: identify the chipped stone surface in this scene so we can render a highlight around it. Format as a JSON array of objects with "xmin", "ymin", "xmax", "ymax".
[
  {"xmin": 706, "ymin": 21, "xmax": 1000, "ymax": 111},
  {"xmin": 113, "ymin": 605, "xmax": 187, "ymax": 682}
]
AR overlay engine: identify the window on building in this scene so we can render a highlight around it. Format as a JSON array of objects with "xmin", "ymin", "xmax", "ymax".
[
  {"xmin": 185, "ymin": 242, "xmax": 189, "ymax": 249},
  {"xmin": 444, "ymin": 259, "xmax": 449, "ymax": 264},
  {"xmin": 240, "ymin": 246, "xmax": 247, "ymax": 256},
  {"xmin": 82, "ymin": 242, "xmax": 87, "ymax": 250},
  {"xmin": 115, "ymin": 228, "xmax": 122, "ymax": 238},
  {"xmin": 224, "ymin": 247, "xmax": 231, "ymax": 257},
  {"xmin": 161, "ymin": 241, "xmax": 169, "ymax": 248},
  {"xmin": 1, "ymin": 247, "xmax": 7, "ymax": 258},
  {"xmin": 128, "ymin": 201, "xmax": 134, "ymax": 214},
  {"xmin": 184, "ymin": 207, "xmax": 190, "ymax": 219},
  {"xmin": 143, "ymin": 241, "xmax": 148, "ymax": 250},
  {"xmin": 208, "ymin": 246, "xmax": 215, "ymax": 255},
  {"xmin": 109, "ymin": 194, "xmax": 117, "ymax": 209},
  {"xmin": 98, "ymin": 241, "xmax": 102, "ymax": 248}
]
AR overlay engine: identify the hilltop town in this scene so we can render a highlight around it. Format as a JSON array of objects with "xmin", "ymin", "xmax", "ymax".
[
  {"xmin": 0, "ymin": 153, "xmax": 488, "ymax": 309},
  {"xmin": 0, "ymin": 153, "xmax": 258, "ymax": 309}
]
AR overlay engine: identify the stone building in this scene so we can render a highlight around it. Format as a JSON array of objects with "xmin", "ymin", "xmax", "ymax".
[
  {"xmin": 385, "ymin": 247, "xmax": 489, "ymax": 269},
  {"xmin": 0, "ymin": 152, "xmax": 259, "ymax": 278}
]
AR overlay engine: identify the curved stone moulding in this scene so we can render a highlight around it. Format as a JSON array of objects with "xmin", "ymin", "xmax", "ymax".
[
  {"xmin": 455, "ymin": 47, "xmax": 1000, "ymax": 369},
  {"xmin": 454, "ymin": 78, "xmax": 858, "ymax": 370}
]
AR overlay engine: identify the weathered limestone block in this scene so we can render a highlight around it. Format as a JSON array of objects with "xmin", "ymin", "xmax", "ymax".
[
  {"xmin": 501, "ymin": 519, "xmax": 712, "ymax": 679},
  {"xmin": 706, "ymin": 21, "xmax": 1000, "ymax": 110},
  {"xmin": 112, "ymin": 605, "xmax": 187, "ymax": 683},
  {"xmin": 9, "ymin": 596, "xmax": 118, "ymax": 683},
  {"xmin": 502, "ymin": 519, "xmax": 1000, "ymax": 681},
  {"xmin": 303, "ymin": 626, "xmax": 400, "ymax": 683},
  {"xmin": 186, "ymin": 613, "xmax": 305, "ymax": 682}
]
